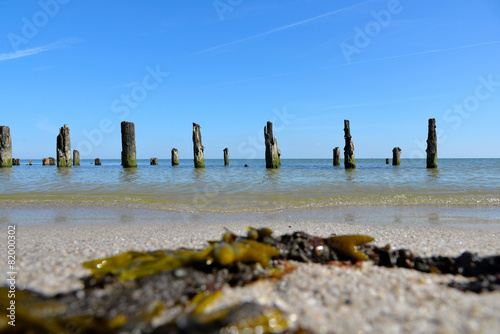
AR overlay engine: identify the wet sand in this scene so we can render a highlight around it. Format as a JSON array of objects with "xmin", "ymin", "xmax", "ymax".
[{"xmin": 2, "ymin": 204, "xmax": 500, "ymax": 333}]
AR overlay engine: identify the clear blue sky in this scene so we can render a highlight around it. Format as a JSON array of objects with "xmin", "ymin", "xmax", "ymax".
[{"xmin": 1, "ymin": 0, "xmax": 499, "ymax": 159}]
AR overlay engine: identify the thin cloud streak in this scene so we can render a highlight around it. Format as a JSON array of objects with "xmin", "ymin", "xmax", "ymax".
[
  {"xmin": 345, "ymin": 40, "xmax": 500, "ymax": 66},
  {"xmin": 0, "ymin": 38, "xmax": 78, "ymax": 62},
  {"xmin": 321, "ymin": 94, "xmax": 457, "ymax": 112},
  {"xmin": 112, "ymin": 81, "xmax": 141, "ymax": 89},
  {"xmin": 208, "ymin": 40, "xmax": 500, "ymax": 88},
  {"xmin": 194, "ymin": 0, "xmax": 373, "ymax": 55}
]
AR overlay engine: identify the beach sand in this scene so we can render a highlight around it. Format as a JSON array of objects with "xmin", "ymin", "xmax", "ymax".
[{"xmin": 2, "ymin": 205, "xmax": 500, "ymax": 333}]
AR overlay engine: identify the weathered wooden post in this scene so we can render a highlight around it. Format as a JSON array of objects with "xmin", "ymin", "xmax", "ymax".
[
  {"xmin": 223, "ymin": 148, "xmax": 229, "ymax": 166},
  {"xmin": 56, "ymin": 124, "xmax": 72, "ymax": 167},
  {"xmin": 343, "ymin": 120, "xmax": 355, "ymax": 169},
  {"xmin": 121, "ymin": 121, "xmax": 137, "ymax": 168},
  {"xmin": 426, "ymin": 118, "xmax": 437, "ymax": 168},
  {"xmin": 386, "ymin": 158, "xmax": 390, "ymax": 164},
  {"xmin": 73, "ymin": 150, "xmax": 80, "ymax": 166},
  {"xmin": 150, "ymin": 158, "xmax": 158, "ymax": 165},
  {"xmin": 264, "ymin": 121, "xmax": 280, "ymax": 168},
  {"xmin": 392, "ymin": 147, "xmax": 401, "ymax": 166},
  {"xmin": 28, "ymin": 159, "xmax": 32, "ymax": 166},
  {"xmin": 95, "ymin": 158, "xmax": 102, "ymax": 166},
  {"xmin": 192, "ymin": 123, "xmax": 205, "ymax": 168},
  {"xmin": 333, "ymin": 147, "xmax": 341, "ymax": 166},
  {"xmin": 171, "ymin": 148, "xmax": 179, "ymax": 166},
  {"xmin": 0, "ymin": 126, "xmax": 13, "ymax": 167},
  {"xmin": 15, "ymin": 159, "xmax": 20, "ymax": 166}
]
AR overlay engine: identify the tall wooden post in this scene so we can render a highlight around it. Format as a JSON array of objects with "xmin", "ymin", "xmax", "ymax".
[
  {"xmin": 392, "ymin": 147, "xmax": 401, "ymax": 166},
  {"xmin": 343, "ymin": 120, "xmax": 355, "ymax": 169},
  {"xmin": 171, "ymin": 148, "xmax": 179, "ymax": 166},
  {"xmin": 0, "ymin": 126, "xmax": 12, "ymax": 167},
  {"xmin": 264, "ymin": 121, "xmax": 280, "ymax": 168},
  {"xmin": 121, "ymin": 121, "xmax": 137, "ymax": 168},
  {"xmin": 333, "ymin": 147, "xmax": 341, "ymax": 166},
  {"xmin": 426, "ymin": 118, "xmax": 437, "ymax": 168},
  {"xmin": 57, "ymin": 124, "xmax": 72, "ymax": 167},
  {"xmin": 73, "ymin": 150, "xmax": 80, "ymax": 166},
  {"xmin": 223, "ymin": 148, "xmax": 229, "ymax": 166},
  {"xmin": 193, "ymin": 123, "xmax": 205, "ymax": 168}
]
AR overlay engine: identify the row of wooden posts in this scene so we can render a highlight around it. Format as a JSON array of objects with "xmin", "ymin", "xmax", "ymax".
[{"xmin": 0, "ymin": 119, "xmax": 438, "ymax": 169}]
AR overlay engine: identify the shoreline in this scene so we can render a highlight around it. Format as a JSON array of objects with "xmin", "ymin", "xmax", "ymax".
[{"xmin": 1, "ymin": 200, "xmax": 499, "ymax": 233}]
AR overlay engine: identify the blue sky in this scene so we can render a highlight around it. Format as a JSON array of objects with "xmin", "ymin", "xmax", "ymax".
[{"xmin": 1, "ymin": 0, "xmax": 499, "ymax": 159}]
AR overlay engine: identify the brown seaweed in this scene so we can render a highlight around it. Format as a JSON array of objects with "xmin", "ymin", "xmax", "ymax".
[
  {"xmin": 4, "ymin": 227, "xmax": 498, "ymax": 333},
  {"xmin": 83, "ymin": 229, "xmax": 279, "ymax": 283},
  {"xmin": 326, "ymin": 235, "xmax": 375, "ymax": 262}
]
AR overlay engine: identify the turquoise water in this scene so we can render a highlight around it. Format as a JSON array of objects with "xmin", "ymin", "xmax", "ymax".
[{"xmin": 0, "ymin": 159, "xmax": 499, "ymax": 213}]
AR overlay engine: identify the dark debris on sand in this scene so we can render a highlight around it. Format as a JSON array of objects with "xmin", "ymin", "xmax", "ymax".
[{"xmin": 2, "ymin": 228, "xmax": 500, "ymax": 333}]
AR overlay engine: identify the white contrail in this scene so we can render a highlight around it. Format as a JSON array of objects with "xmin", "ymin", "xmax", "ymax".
[
  {"xmin": 208, "ymin": 40, "xmax": 500, "ymax": 87},
  {"xmin": 345, "ymin": 40, "xmax": 500, "ymax": 66},
  {"xmin": 194, "ymin": 0, "xmax": 373, "ymax": 55},
  {"xmin": 0, "ymin": 38, "xmax": 78, "ymax": 62}
]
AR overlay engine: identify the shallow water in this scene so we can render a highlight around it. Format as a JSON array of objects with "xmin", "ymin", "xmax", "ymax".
[{"xmin": 1, "ymin": 159, "xmax": 499, "ymax": 213}]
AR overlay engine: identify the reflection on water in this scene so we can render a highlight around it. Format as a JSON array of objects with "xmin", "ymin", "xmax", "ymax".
[
  {"xmin": 0, "ymin": 167, "xmax": 13, "ymax": 181},
  {"xmin": 263, "ymin": 168, "xmax": 281, "ymax": 183},
  {"xmin": 0, "ymin": 159, "xmax": 499, "ymax": 211},
  {"xmin": 119, "ymin": 167, "xmax": 139, "ymax": 183},
  {"xmin": 428, "ymin": 213, "xmax": 441, "ymax": 225},
  {"xmin": 54, "ymin": 215, "xmax": 69, "ymax": 224},
  {"xmin": 56, "ymin": 167, "xmax": 73, "ymax": 182},
  {"xmin": 119, "ymin": 215, "xmax": 135, "ymax": 223},
  {"xmin": 426, "ymin": 168, "xmax": 440, "ymax": 181},
  {"xmin": 191, "ymin": 168, "xmax": 206, "ymax": 181},
  {"xmin": 0, "ymin": 215, "xmax": 10, "ymax": 224},
  {"xmin": 343, "ymin": 168, "xmax": 357, "ymax": 182}
]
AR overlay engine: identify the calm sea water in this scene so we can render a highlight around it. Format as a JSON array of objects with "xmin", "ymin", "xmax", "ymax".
[{"xmin": 0, "ymin": 159, "xmax": 499, "ymax": 213}]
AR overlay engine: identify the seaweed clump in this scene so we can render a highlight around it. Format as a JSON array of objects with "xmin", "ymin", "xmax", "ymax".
[
  {"xmin": 274, "ymin": 231, "xmax": 374, "ymax": 264},
  {"xmin": 82, "ymin": 227, "xmax": 280, "ymax": 286},
  {"xmin": 363, "ymin": 245, "xmax": 500, "ymax": 293},
  {"xmin": 3, "ymin": 227, "xmax": 498, "ymax": 333},
  {"xmin": 1, "ymin": 227, "xmax": 295, "ymax": 333}
]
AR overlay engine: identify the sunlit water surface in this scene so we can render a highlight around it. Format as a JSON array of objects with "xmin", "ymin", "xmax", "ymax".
[{"xmin": 1, "ymin": 159, "xmax": 499, "ymax": 213}]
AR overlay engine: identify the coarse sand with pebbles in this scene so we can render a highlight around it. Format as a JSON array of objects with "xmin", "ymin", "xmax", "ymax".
[{"xmin": 4, "ymin": 216, "xmax": 500, "ymax": 334}]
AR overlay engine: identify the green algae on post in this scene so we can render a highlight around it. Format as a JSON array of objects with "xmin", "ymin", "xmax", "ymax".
[
  {"xmin": 264, "ymin": 121, "xmax": 280, "ymax": 168},
  {"xmin": 57, "ymin": 124, "xmax": 72, "ymax": 167},
  {"xmin": 171, "ymin": 148, "xmax": 179, "ymax": 166},
  {"xmin": 73, "ymin": 149, "xmax": 80, "ymax": 166},
  {"xmin": 343, "ymin": 120, "xmax": 356, "ymax": 169},
  {"xmin": 0, "ymin": 126, "xmax": 13, "ymax": 167},
  {"xmin": 121, "ymin": 121, "xmax": 137, "ymax": 168},
  {"xmin": 193, "ymin": 123, "xmax": 205, "ymax": 168}
]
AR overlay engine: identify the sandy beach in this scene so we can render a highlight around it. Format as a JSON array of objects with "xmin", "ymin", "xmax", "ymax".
[{"xmin": 3, "ymin": 204, "xmax": 500, "ymax": 333}]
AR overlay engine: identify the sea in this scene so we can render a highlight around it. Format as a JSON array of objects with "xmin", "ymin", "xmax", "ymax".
[{"xmin": 1, "ymin": 158, "xmax": 499, "ymax": 227}]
